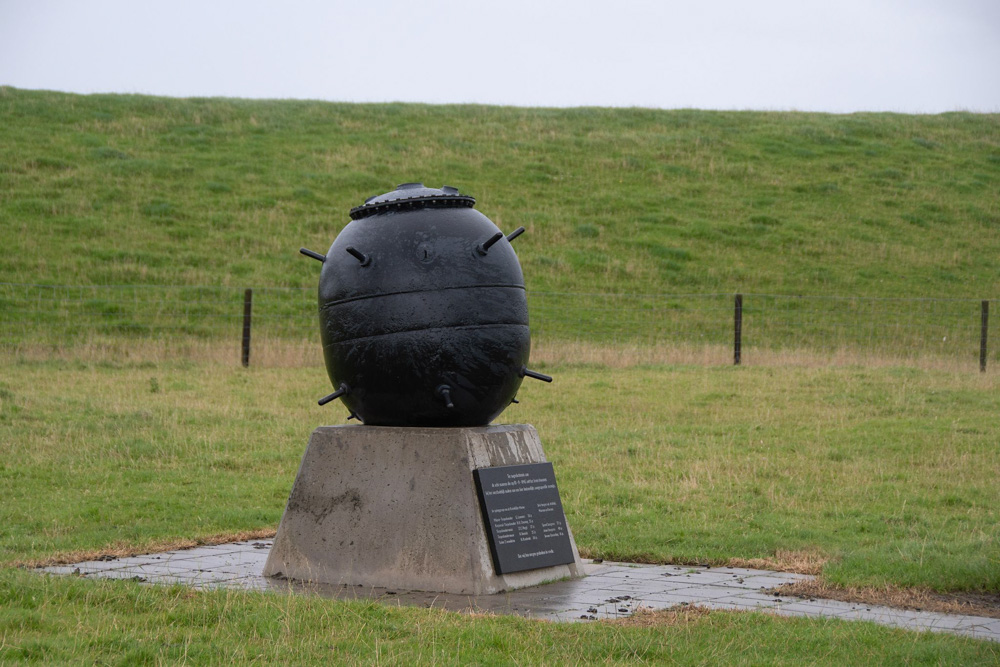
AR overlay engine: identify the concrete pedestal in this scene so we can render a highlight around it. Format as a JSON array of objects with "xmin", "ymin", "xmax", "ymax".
[{"xmin": 263, "ymin": 424, "xmax": 585, "ymax": 595}]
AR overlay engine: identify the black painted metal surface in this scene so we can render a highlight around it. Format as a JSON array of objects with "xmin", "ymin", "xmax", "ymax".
[{"xmin": 303, "ymin": 183, "xmax": 547, "ymax": 426}]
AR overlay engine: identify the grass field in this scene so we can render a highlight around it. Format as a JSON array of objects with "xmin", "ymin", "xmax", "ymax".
[
  {"xmin": 3, "ymin": 570, "xmax": 997, "ymax": 664},
  {"xmin": 1, "ymin": 356, "xmax": 999, "ymax": 659},
  {"xmin": 2, "ymin": 87, "xmax": 998, "ymax": 365},
  {"xmin": 2, "ymin": 87, "xmax": 999, "ymax": 301},
  {"xmin": 3, "ymin": 358, "xmax": 997, "ymax": 591},
  {"xmin": 2, "ymin": 88, "xmax": 1000, "ymax": 659}
]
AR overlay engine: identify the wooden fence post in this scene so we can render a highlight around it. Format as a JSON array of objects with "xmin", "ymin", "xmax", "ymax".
[
  {"xmin": 242, "ymin": 288, "xmax": 253, "ymax": 367},
  {"xmin": 734, "ymin": 293, "xmax": 743, "ymax": 366},
  {"xmin": 981, "ymin": 300, "xmax": 989, "ymax": 373}
]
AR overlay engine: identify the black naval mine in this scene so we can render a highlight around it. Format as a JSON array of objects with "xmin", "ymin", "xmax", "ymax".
[{"xmin": 300, "ymin": 183, "xmax": 551, "ymax": 427}]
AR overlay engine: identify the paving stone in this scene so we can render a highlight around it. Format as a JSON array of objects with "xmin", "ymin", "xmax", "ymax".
[
  {"xmin": 642, "ymin": 581, "xmax": 711, "ymax": 595},
  {"xmin": 722, "ymin": 589, "xmax": 793, "ymax": 602},
  {"xmin": 593, "ymin": 566, "xmax": 667, "ymax": 580},
  {"xmin": 794, "ymin": 601, "xmax": 864, "ymax": 618},
  {"xmin": 633, "ymin": 592, "xmax": 709, "ymax": 607},
  {"xmin": 585, "ymin": 581, "xmax": 674, "ymax": 596},
  {"xmin": 614, "ymin": 585, "xmax": 733, "ymax": 601},
  {"xmin": 702, "ymin": 598, "xmax": 778, "ymax": 612},
  {"xmin": 654, "ymin": 571, "xmax": 733, "ymax": 585},
  {"xmin": 36, "ymin": 543, "xmax": 999, "ymax": 643},
  {"xmin": 76, "ymin": 569, "xmax": 157, "ymax": 581},
  {"xmin": 961, "ymin": 622, "xmax": 1000, "ymax": 642},
  {"xmin": 95, "ymin": 558, "xmax": 165, "ymax": 569},
  {"xmin": 734, "ymin": 575, "xmax": 811, "ymax": 589},
  {"xmin": 66, "ymin": 560, "xmax": 133, "ymax": 573},
  {"xmin": 40, "ymin": 566, "xmax": 87, "ymax": 576},
  {"xmin": 144, "ymin": 572, "xmax": 243, "ymax": 586},
  {"xmin": 171, "ymin": 545, "xmax": 247, "ymax": 557},
  {"xmin": 769, "ymin": 601, "xmax": 850, "ymax": 617},
  {"xmin": 111, "ymin": 564, "xmax": 201, "ymax": 577},
  {"xmin": 920, "ymin": 614, "xmax": 972, "ymax": 631},
  {"xmin": 963, "ymin": 619, "xmax": 1000, "ymax": 635}
]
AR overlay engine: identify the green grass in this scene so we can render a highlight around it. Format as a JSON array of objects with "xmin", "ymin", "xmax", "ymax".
[
  {"xmin": 2, "ymin": 87, "xmax": 999, "ymax": 300},
  {"xmin": 2, "ymin": 357, "xmax": 999, "ymax": 659},
  {"xmin": 2, "ymin": 87, "xmax": 998, "ymax": 364},
  {"xmin": 537, "ymin": 364, "xmax": 1000, "ymax": 592},
  {"xmin": 3, "ymin": 88, "xmax": 1000, "ymax": 659},
  {"xmin": 2, "ymin": 358, "xmax": 997, "ymax": 593},
  {"xmin": 3, "ymin": 571, "xmax": 996, "ymax": 664}
]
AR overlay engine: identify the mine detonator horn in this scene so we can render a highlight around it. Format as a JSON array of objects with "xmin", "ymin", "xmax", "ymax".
[
  {"xmin": 521, "ymin": 367, "xmax": 553, "ymax": 383},
  {"xmin": 318, "ymin": 383, "xmax": 351, "ymax": 406},
  {"xmin": 506, "ymin": 226, "xmax": 525, "ymax": 242},
  {"xmin": 300, "ymin": 248, "xmax": 327, "ymax": 262},
  {"xmin": 476, "ymin": 232, "xmax": 504, "ymax": 256},
  {"xmin": 436, "ymin": 384, "xmax": 456, "ymax": 409},
  {"xmin": 344, "ymin": 246, "xmax": 371, "ymax": 266},
  {"xmin": 478, "ymin": 226, "xmax": 526, "ymax": 256}
]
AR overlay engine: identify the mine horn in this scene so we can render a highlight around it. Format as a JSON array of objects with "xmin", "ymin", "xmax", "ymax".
[
  {"xmin": 318, "ymin": 383, "xmax": 351, "ymax": 406},
  {"xmin": 300, "ymin": 248, "xmax": 327, "ymax": 262},
  {"xmin": 521, "ymin": 367, "xmax": 553, "ymax": 383}
]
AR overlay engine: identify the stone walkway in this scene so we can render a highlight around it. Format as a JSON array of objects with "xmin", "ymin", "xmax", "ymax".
[{"xmin": 40, "ymin": 540, "xmax": 999, "ymax": 643}]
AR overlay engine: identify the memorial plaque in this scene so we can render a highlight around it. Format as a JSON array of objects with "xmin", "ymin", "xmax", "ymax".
[{"xmin": 473, "ymin": 462, "xmax": 576, "ymax": 574}]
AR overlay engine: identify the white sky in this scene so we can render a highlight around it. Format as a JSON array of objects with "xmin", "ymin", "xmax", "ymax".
[{"xmin": 1, "ymin": 0, "xmax": 998, "ymax": 113}]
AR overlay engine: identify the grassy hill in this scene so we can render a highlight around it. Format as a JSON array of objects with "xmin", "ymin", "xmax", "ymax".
[{"xmin": 2, "ymin": 87, "xmax": 999, "ymax": 298}]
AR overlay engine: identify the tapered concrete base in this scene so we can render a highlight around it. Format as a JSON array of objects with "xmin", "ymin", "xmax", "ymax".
[{"xmin": 263, "ymin": 424, "xmax": 585, "ymax": 595}]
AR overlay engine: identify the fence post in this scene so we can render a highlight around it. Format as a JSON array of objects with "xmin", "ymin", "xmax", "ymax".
[
  {"xmin": 242, "ymin": 288, "xmax": 253, "ymax": 367},
  {"xmin": 981, "ymin": 300, "xmax": 989, "ymax": 373},
  {"xmin": 734, "ymin": 293, "xmax": 743, "ymax": 366}
]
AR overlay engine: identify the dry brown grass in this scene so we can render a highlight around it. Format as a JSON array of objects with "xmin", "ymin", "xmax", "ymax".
[
  {"xmin": 577, "ymin": 549, "xmax": 829, "ymax": 574},
  {"xmin": 531, "ymin": 340, "xmax": 731, "ymax": 367},
  {"xmin": 5, "ymin": 337, "xmax": 988, "ymax": 374},
  {"xmin": 774, "ymin": 580, "xmax": 1000, "ymax": 620},
  {"xmin": 16, "ymin": 528, "xmax": 277, "ymax": 569},
  {"xmin": 726, "ymin": 549, "xmax": 830, "ymax": 576},
  {"xmin": 3, "ymin": 337, "xmax": 322, "ymax": 367},
  {"xmin": 533, "ymin": 339, "xmax": 985, "ymax": 373}
]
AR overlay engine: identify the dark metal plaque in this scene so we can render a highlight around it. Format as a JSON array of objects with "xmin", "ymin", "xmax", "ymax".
[{"xmin": 473, "ymin": 462, "xmax": 575, "ymax": 574}]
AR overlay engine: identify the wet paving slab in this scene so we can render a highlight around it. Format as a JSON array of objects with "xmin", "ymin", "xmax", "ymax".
[{"xmin": 39, "ymin": 540, "xmax": 999, "ymax": 643}]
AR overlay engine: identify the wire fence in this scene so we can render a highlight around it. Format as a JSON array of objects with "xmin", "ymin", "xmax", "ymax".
[{"xmin": 0, "ymin": 282, "xmax": 994, "ymax": 371}]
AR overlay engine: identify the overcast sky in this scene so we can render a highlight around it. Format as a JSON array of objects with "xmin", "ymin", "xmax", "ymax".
[{"xmin": 1, "ymin": 0, "xmax": 998, "ymax": 113}]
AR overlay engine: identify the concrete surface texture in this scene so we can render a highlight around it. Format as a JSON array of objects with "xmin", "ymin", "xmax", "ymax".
[
  {"xmin": 41, "ymin": 540, "xmax": 1000, "ymax": 644},
  {"xmin": 263, "ymin": 424, "xmax": 585, "ymax": 595}
]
